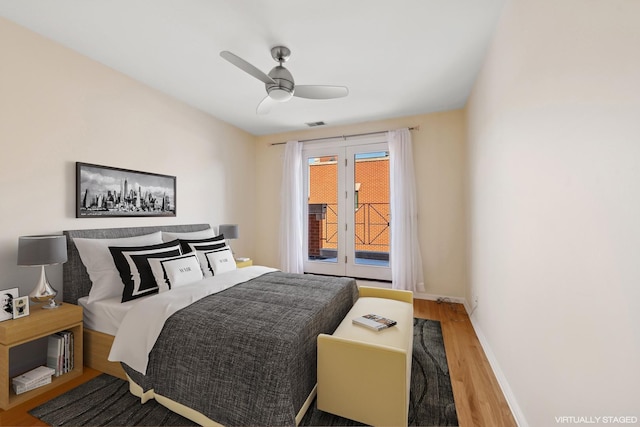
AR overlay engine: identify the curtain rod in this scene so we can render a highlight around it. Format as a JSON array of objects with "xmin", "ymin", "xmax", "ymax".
[{"xmin": 270, "ymin": 126, "xmax": 419, "ymax": 146}]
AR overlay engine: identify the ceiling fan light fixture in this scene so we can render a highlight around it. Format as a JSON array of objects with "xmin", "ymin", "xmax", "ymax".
[
  {"xmin": 220, "ymin": 46, "xmax": 349, "ymax": 114},
  {"xmin": 268, "ymin": 87, "xmax": 294, "ymax": 102},
  {"xmin": 266, "ymin": 65, "xmax": 295, "ymax": 102}
]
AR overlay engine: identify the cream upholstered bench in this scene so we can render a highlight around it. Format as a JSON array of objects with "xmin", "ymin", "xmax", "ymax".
[{"xmin": 317, "ymin": 286, "xmax": 414, "ymax": 427}]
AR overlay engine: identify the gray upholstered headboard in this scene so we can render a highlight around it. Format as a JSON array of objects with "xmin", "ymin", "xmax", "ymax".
[{"xmin": 63, "ymin": 224, "xmax": 211, "ymax": 304}]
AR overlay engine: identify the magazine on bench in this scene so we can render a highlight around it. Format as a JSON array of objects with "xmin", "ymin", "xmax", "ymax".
[{"xmin": 352, "ymin": 313, "xmax": 397, "ymax": 331}]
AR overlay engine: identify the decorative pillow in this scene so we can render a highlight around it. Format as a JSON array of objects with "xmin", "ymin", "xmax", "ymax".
[
  {"xmin": 194, "ymin": 245, "xmax": 230, "ymax": 277},
  {"xmin": 204, "ymin": 247, "xmax": 237, "ymax": 276},
  {"xmin": 161, "ymin": 228, "xmax": 215, "ymax": 243},
  {"xmin": 179, "ymin": 234, "xmax": 225, "ymax": 254},
  {"xmin": 73, "ymin": 232, "xmax": 164, "ymax": 303},
  {"xmin": 109, "ymin": 240, "xmax": 182, "ymax": 302},
  {"xmin": 148, "ymin": 254, "xmax": 203, "ymax": 293}
]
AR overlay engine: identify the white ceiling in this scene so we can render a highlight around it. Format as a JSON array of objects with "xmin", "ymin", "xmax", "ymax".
[{"xmin": 0, "ymin": 0, "xmax": 506, "ymax": 136}]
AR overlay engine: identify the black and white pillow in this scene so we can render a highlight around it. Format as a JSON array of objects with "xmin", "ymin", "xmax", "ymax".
[
  {"xmin": 204, "ymin": 247, "xmax": 237, "ymax": 275},
  {"xmin": 73, "ymin": 232, "xmax": 164, "ymax": 303},
  {"xmin": 109, "ymin": 240, "xmax": 182, "ymax": 302},
  {"xmin": 196, "ymin": 246, "xmax": 231, "ymax": 277},
  {"xmin": 179, "ymin": 235, "xmax": 227, "ymax": 277},
  {"xmin": 178, "ymin": 234, "xmax": 226, "ymax": 254},
  {"xmin": 148, "ymin": 254, "xmax": 203, "ymax": 292}
]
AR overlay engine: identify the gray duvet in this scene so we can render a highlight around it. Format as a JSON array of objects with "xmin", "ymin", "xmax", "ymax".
[{"xmin": 123, "ymin": 272, "xmax": 358, "ymax": 426}]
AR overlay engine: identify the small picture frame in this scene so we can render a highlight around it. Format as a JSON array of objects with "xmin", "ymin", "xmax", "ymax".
[
  {"xmin": 0, "ymin": 287, "xmax": 19, "ymax": 322},
  {"xmin": 13, "ymin": 296, "xmax": 29, "ymax": 319}
]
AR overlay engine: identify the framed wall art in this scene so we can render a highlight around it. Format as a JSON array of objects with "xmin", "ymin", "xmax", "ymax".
[{"xmin": 76, "ymin": 162, "xmax": 176, "ymax": 218}]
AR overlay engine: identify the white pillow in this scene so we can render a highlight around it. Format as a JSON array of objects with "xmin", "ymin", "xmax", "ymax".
[
  {"xmin": 204, "ymin": 248, "xmax": 237, "ymax": 275},
  {"xmin": 194, "ymin": 246, "xmax": 229, "ymax": 277},
  {"xmin": 162, "ymin": 228, "xmax": 215, "ymax": 243},
  {"xmin": 148, "ymin": 254, "xmax": 203, "ymax": 292},
  {"xmin": 73, "ymin": 232, "xmax": 163, "ymax": 303}
]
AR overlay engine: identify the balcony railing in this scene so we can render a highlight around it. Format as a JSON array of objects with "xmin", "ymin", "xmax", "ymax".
[{"xmin": 311, "ymin": 203, "xmax": 390, "ymax": 262}]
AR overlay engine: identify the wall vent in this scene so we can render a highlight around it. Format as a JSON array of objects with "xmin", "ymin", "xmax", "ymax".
[{"xmin": 306, "ymin": 121, "xmax": 326, "ymax": 127}]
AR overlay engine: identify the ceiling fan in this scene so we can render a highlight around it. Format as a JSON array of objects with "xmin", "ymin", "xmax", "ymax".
[{"xmin": 220, "ymin": 46, "xmax": 349, "ymax": 115}]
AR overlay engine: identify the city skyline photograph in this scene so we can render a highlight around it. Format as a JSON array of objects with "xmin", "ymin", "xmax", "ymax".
[{"xmin": 76, "ymin": 162, "xmax": 176, "ymax": 217}]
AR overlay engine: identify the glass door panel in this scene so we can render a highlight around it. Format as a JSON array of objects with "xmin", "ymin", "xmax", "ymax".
[
  {"xmin": 353, "ymin": 151, "xmax": 390, "ymax": 267},
  {"xmin": 345, "ymin": 144, "xmax": 391, "ymax": 281},
  {"xmin": 306, "ymin": 154, "xmax": 339, "ymax": 264}
]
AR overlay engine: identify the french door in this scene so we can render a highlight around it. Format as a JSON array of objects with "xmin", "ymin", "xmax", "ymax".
[{"xmin": 303, "ymin": 139, "xmax": 391, "ymax": 281}]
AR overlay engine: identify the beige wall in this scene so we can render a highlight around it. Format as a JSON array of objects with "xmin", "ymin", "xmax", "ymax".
[
  {"xmin": 255, "ymin": 111, "xmax": 468, "ymax": 298},
  {"xmin": 0, "ymin": 18, "xmax": 256, "ymax": 299},
  {"xmin": 466, "ymin": 0, "xmax": 640, "ymax": 425}
]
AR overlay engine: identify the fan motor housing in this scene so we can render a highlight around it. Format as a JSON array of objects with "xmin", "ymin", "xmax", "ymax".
[{"xmin": 266, "ymin": 65, "xmax": 295, "ymax": 101}]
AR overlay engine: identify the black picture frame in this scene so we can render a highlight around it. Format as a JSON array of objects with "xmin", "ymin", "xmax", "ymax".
[{"xmin": 76, "ymin": 162, "xmax": 176, "ymax": 218}]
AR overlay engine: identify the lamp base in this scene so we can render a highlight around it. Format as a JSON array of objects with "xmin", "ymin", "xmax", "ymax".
[
  {"xmin": 42, "ymin": 299, "xmax": 62, "ymax": 309},
  {"xmin": 29, "ymin": 265, "xmax": 60, "ymax": 309}
]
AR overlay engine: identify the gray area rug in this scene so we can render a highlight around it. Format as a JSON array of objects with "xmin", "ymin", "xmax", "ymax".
[{"xmin": 30, "ymin": 318, "xmax": 458, "ymax": 426}]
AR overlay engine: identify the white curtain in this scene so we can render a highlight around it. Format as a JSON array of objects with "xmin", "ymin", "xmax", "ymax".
[
  {"xmin": 388, "ymin": 128, "xmax": 425, "ymax": 292},
  {"xmin": 279, "ymin": 140, "xmax": 304, "ymax": 273}
]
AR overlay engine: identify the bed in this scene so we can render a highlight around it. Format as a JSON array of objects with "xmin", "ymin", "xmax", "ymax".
[{"xmin": 62, "ymin": 224, "xmax": 358, "ymax": 426}]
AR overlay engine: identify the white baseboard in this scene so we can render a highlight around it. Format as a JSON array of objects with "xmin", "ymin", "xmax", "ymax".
[
  {"xmin": 413, "ymin": 292, "xmax": 467, "ymax": 304},
  {"xmin": 465, "ymin": 306, "xmax": 528, "ymax": 427}
]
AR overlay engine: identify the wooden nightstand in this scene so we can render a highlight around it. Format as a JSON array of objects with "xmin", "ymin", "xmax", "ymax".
[
  {"xmin": 236, "ymin": 259, "xmax": 253, "ymax": 268},
  {"xmin": 0, "ymin": 303, "xmax": 83, "ymax": 410}
]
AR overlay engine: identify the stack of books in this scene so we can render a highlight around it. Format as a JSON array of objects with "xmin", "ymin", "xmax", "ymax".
[
  {"xmin": 47, "ymin": 330, "xmax": 74, "ymax": 376},
  {"xmin": 12, "ymin": 366, "xmax": 55, "ymax": 395}
]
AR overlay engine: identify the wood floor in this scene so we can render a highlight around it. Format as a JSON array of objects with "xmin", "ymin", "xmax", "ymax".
[
  {"xmin": 1, "ymin": 300, "xmax": 516, "ymax": 427},
  {"xmin": 413, "ymin": 299, "xmax": 516, "ymax": 427}
]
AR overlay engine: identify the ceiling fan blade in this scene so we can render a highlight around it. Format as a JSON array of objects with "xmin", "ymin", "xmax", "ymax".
[
  {"xmin": 220, "ymin": 51, "xmax": 275, "ymax": 85},
  {"xmin": 293, "ymin": 85, "xmax": 349, "ymax": 100},
  {"xmin": 256, "ymin": 96, "xmax": 278, "ymax": 115}
]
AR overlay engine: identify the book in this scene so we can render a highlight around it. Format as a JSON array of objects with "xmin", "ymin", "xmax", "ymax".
[
  {"xmin": 56, "ymin": 331, "xmax": 71, "ymax": 374},
  {"xmin": 13, "ymin": 375, "xmax": 52, "ymax": 395},
  {"xmin": 69, "ymin": 331, "xmax": 74, "ymax": 371},
  {"xmin": 12, "ymin": 366, "xmax": 55, "ymax": 387},
  {"xmin": 47, "ymin": 334, "xmax": 64, "ymax": 376},
  {"xmin": 352, "ymin": 313, "xmax": 397, "ymax": 331}
]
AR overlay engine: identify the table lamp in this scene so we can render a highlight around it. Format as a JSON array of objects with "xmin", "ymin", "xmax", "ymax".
[
  {"xmin": 218, "ymin": 224, "xmax": 239, "ymax": 255},
  {"xmin": 17, "ymin": 235, "xmax": 67, "ymax": 309}
]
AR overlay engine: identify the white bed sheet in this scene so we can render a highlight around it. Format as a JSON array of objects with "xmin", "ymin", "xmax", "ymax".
[{"xmin": 78, "ymin": 294, "xmax": 149, "ymax": 336}]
